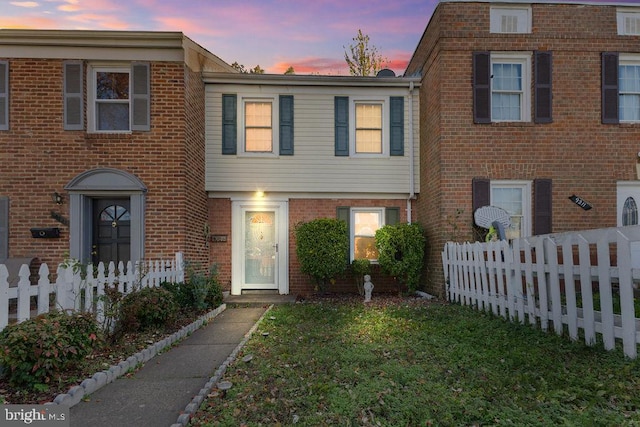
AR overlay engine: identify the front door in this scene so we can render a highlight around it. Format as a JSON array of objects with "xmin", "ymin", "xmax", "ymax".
[
  {"xmin": 92, "ymin": 198, "xmax": 131, "ymax": 266},
  {"xmin": 617, "ymin": 182, "xmax": 640, "ymax": 267},
  {"xmin": 232, "ymin": 201, "xmax": 288, "ymax": 295}
]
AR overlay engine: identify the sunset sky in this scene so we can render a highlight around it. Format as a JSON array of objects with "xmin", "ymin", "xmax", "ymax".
[{"xmin": 0, "ymin": 0, "xmax": 631, "ymax": 75}]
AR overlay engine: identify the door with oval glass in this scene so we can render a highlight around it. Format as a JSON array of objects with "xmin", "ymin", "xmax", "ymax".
[
  {"xmin": 232, "ymin": 201, "xmax": 288, "ymax": 295},
  {"xmin": 92, "ymin": 198, "xmax": 131, "ymax": 266},
  {"xmin": 617, "ymin": 182, "xmax": 640, "ymax": 267}
]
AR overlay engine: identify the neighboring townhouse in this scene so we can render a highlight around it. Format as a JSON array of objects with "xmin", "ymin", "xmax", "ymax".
[
  {"xmin": 405, "ymin": 1, "xmax": 640, "ymax": 295},
  {"xmin": 0, "ymin": 30, "xmax": 235, "ymax": 272},
  {"xmin": 202, "ymin": 74, "xmax": 420, "ymax": 295}
]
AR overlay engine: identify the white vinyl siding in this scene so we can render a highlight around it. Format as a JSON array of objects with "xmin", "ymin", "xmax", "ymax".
[{"xmin": 205, "ymin": 85, "xmax": 419, "ymax": 195}]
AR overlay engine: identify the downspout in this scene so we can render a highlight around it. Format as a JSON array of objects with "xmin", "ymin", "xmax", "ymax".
[{"xmin": 407, "ymin": 80, "xmax": 415, "ymax": 224}]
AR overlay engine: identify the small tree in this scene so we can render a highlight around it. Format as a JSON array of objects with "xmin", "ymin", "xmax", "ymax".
[
  {"xmin": 375, "ymin": 222, "xmax": 426, "ymax": 294},
  {"xmin": 344, "ymin": 29, "xmax": 388, "ymax": 76},
  {"xmin": 295, "ymin": 218, "xmax": 349, "ymax": 293}
]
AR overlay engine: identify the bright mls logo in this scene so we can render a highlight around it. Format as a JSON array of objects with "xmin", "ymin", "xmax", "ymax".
[{"xmin": 2, "ymin": 405, "xmax": 69, "ymax": 426}]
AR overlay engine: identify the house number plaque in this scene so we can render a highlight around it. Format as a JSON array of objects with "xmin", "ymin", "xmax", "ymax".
[{"xmin": 569, "ymin": 195, "xmax": 592, "ymax": 210}]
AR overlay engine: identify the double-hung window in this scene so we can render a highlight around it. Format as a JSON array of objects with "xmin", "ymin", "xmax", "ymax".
[
  {"xmin": 602, "ymin": 53, "xmax": 640, "ymax": 124},
  {"xmin": 244, "ymin": 100, "xmax": 273, "ymax": 152},
  {"xmin": 491, "ymin": 53, "xmax": 531, "ymax": 122},
  {"xmin": 86, "ymin": 63, "xmax": 150, "ymax": 132},
  {"xmin": 352, "ymin": 208, "xmax": 384, "ymax": 260},
  {"xmin": 354, "ymin": 102, "xmax": 383, "ymax": 154},
  {"xmin": 490, "ymin": 181, "xmax": 531, "ymax": 239}
]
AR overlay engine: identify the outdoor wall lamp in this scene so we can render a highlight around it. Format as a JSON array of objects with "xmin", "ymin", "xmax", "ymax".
[{"xmin": 52, "ymin": 192, "xmax": 64, "ymax": 205}]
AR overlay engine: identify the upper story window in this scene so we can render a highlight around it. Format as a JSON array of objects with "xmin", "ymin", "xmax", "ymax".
[
  {"xmin": 617, "ymin": 9, "xmax": 640, "ymax": 36},
  {"xmin": 474, "ymin": 51, "xmax": 552, "ymax": 124},
  {"xmin": 602, "ymin": 53, "xmax": 640, "ymax": 124},
  {"xmin": 490, "ymin": 6, "xmax": 532, "ymax": 34},
  {"xmin": 85, "ymin": 63, "xmax": 150, "ymax": 133},
  {"xmin": 221, "ymin": 94, "xmax": 294, "ymax": 156},
  {"xmin": 334, "ymin": 96, "xmax": 404, "ymax": 157},
  {"xmin": 244, "ymin": 100, "xmax": 273, "ymax": 153},
  {"xmin": 354, "ymin": 101, "xmax": 384, "ymax": 154}
]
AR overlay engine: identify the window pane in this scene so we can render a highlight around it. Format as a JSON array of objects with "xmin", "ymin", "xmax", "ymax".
[
  {"xmin": 492, "ymin": 93, "xmax": 521, "ymax": 121},
  {"xmin": 355, "ymin": 236, "xmax": 379, "ymax": 259},
  {"xmin": 492, "ymin": 63, "xmax": 522, "ymax": 91},
  {"xmin": 356, "ymin": 104, "xmax": 382, "ymax": 128},
  {"xmin": 96, "ymin": 72, "xmax": 129, "ymax": 100},
  {"xmin": 492, "ymin": 187, "xmax": 524, "ymax": 238},
  {"xmin": 355, "ymin": 130, "xmax": 382, "ymax": 153},
  {"xmin": 96, "ymin": 103, "xmax": 130, "ymax": 131},
  {"xmin": 354, "ymin": 212, "xmax": 381, "ymax": 236},
  {"xmin": 245, "ymin": 102, "xmax": 271, "ymax": 127},
  {"xmin": 245, "ymin": 128, "xmax": 272, "ymax": 151},
  {"xmin": 623, "ymin": 197, "xmax": 639, "ymax": 226}
]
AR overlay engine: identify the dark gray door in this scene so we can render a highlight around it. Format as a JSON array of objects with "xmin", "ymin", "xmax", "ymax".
[{"xmin": 92, "ymin": 198, "xmax": 131, "ymax": 266}]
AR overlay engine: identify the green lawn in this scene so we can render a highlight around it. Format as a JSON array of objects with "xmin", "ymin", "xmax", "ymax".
[{"xmin": 191, "ymin": 298, "xmax": 640, "ymax": 426}]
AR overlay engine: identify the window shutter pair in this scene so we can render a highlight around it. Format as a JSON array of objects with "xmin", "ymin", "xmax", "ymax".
[
  {"xmin": 334, "ymin": 96, "xmax": 405, "ymax": 156},
  {"xmin": 472, "ymin": 51, "xmax": 553, "ymax": 123},
  {"xmin": 63, "ymin": 62, "xmax": 150, "ymax": 131},
  {"xmin": 222, "ymin": 94, "xmax": 294, "ymax": 155},
  {"xmin": 0, "ymin": 61, "xmax": 8, "ymax": 131},
  {"xmin": 471, "ymin": 178, "xmax": 552, "ymax": 236},
  {"xmin": 602, "ymin": 52, "xmax": 619, "ymax": 124}
]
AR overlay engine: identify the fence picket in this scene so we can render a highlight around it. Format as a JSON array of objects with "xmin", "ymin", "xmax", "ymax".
[
  {"xmin": 562, "ymin": 241, "xmax": 579, "ymax": 340},
  {"xmin": 37, "ymin": 263, "xmax": 51, "ymax": 315},
  {"xmin": 596, "ymin": 232, "xmax": 616, "ymax": 351},
  {"xmin": 0, "ymin": 264, "xmax": 9, "ymax": 330},
  {"xmin": 522, "ymin": 238, "xmax": 537, "ymax": 325},
  {"xmin": 577, "ymin": 235, "xmax": 596, "ymax": 346},
  {"xmin": 617, "ymin": 231, "xmax": 637, "ymax": 359}
]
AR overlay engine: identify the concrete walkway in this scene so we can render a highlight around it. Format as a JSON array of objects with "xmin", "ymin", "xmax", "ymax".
[{"xmin": 68, "ymin": 305, "xmax": 268, "ymax": 427}]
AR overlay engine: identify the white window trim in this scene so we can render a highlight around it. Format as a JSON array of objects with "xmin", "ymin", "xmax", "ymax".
[
  {"xmin": 618, "ymin": 54, "xmax": 640, "ymax": 123},
  {"xmin": 349, "ymin": 97, "xmax": 389, "ymax": 157},
  {"xmin": 490, "ymin": 180, "xmax": 532, "ymax": 239},
  {"xmin": 490, "ymin": 52, "xmax": 532, "ymax": 123},
  {"xmin": 350, "ymin": 207, "xmax": 385, "ymax": 262},
  {"xmin": 238, "ymin": 95, "xmax": 279, "ymax": 157},
  {"xmin": 87, "ymin": 64, "xmax": 132, "ymax": 134},
  {"xmin": 617, "ymin": 9, "xmax": 640, "ymax": 36},
  {"xmin": 490, "ymin": 6, "xmax": 532, "ymax": 34}
]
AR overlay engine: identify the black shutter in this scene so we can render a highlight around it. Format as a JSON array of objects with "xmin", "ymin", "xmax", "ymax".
[
  {"xmin": 385, "ymin": 207, "xmax": 401, "ymax": 225},
  {"xmin": 0, "ymin": 196, "xmax": 8, "ymax": 260},
  {"xmin": 63, "ymin": 61, "xmax": 83, "ymax": 130},
  {"xmin": 279, "ymin": 95, "xmax": 294, "ymax": 155},
  {"xmin": 534, "ymin": 51, "xmax": 553, "ymax": 124},
  {"xmin": 473, "ymin": 52, "xmax": 491, "ymax": 124},
  {"xmin": 534, "ymin": 179, "xmax": 553, "ymax": 235},
  {"xmin": 335, "ymin": 96, "xmax": 349, "ymax": 156},
  {"xmin": 602, "ymin": 52, "xmax": 619, "ymax": 124},
  {"xmin": 222, "ymin": 94, "xmax": 237, "ymax": 154},
  {"xmin": 472, "ymin": 178, "xmax": 491, "ymax": 213},
  {"xmin": 0, "ymin": 61, "xmax": 8, "ymax": 131},
  {"xmin": 389, "ymin": 97, "xmax": 404, "ymax": 156},
  {"xmin": 131, "ymin": 62, "xmax": 150, "ymax": 131}
]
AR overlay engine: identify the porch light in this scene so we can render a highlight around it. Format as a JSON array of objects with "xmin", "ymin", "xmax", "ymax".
[
  {"xmin": 52, "ymin": 192, "xmax": 64, "ymax": 205},
  {"xmin": 256, "ymin": 191, "xmax": 265, "ymax": 198}
]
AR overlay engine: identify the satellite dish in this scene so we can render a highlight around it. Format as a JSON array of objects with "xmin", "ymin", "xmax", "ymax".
[
  {"xmin": 376, "ymin": 68, "xmax": 396, "ymax": 77},
  {"xmin": 473, "ymin": 206, "xmax": 511, "ymax": 229}
]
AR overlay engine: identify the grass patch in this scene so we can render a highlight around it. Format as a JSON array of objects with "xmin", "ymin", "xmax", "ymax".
[{"xmin": 191, "ymin": 299, "xmax": 640, "ymax": 426}]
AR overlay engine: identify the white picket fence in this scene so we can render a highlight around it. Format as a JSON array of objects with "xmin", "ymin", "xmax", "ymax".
[
  {"xmin": 0, "ymin": 253, "xmax": 185, "ymax": 332},
  {"xmin": 442, "ymin": 225, "xmax": 640, "ymax": 359}
]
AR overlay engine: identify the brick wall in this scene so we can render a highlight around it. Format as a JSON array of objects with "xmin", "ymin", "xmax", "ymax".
[
  {"xmin": 0, "ymin": 58, "xmax": 203, "ymax": 269},
  {"xmin": 409, "ymin": 2, "xmax": 640, "ymax": 296}
]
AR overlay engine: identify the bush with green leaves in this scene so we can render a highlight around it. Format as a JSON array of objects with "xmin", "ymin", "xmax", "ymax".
[
  {"xmin": 351, "ymin": 258, "xmax": 371, "ymax": 295},
  {"xmin": 295, "ymin": 218, "xmax": 349, "ymax": 292},
  {"xmin": 162, "ymin": 264, "xmax": 223, "ymax": 311},
  {"xmin": 0, "ymin": 310, "xmax": 99, "ymax": 389},
  {"xmin": 117, "ymin": 286, "xmax": 178, "ymax": 333},
  {"xmin": 375, "ymin": 222, "xmax": 426, "ymax": 294}
]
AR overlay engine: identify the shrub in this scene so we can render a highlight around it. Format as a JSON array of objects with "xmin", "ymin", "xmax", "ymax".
[
  {"xmin": 118, "ymin": 287, "xmax": 178, "ymax": 333},
  {"xmin": 375, "ymin": 222, "xmax": 426, "ymax": 294},
  {"xmin": 162, "ymin": 264, "xmax": 223, "ymax": 311},
  {"xmin": 351, "ymin": 258, "xmax": 371, "ymax": 295},
  {"xmin": 0, "ymin": 311, "xmax": 99, "ymax": 389},
  {"xmin": 295, "ymin": 218, "xmax": 349, "ymax": 292}
]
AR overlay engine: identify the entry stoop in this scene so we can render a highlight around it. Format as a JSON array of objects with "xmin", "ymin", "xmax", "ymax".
[{"xmin": 223, "ymin": 290, "xmax": 298, "ymax": 307}]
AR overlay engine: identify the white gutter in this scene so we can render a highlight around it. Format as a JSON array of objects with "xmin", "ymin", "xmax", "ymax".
[{"xmin": 407, "ymin": 80, "xmax": 415, "ymax": 224}]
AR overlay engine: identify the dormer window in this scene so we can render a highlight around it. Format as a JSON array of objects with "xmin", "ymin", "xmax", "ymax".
[
  {"xmin": 490, "ymin": 6, "xmax": 532, "ymax": 34},
  {"xmin": 617, "ymin": 9, "xmax": 640, "ymax": 36}
]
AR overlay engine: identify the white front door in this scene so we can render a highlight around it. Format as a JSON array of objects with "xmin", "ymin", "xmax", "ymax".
[
  {"xmin": 617, "ymin": 182, "xmax": 640, "ymax": 267},
  {"xmin": 231, "ymin": 200, "xmax": 288, "ymax": 295}
]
